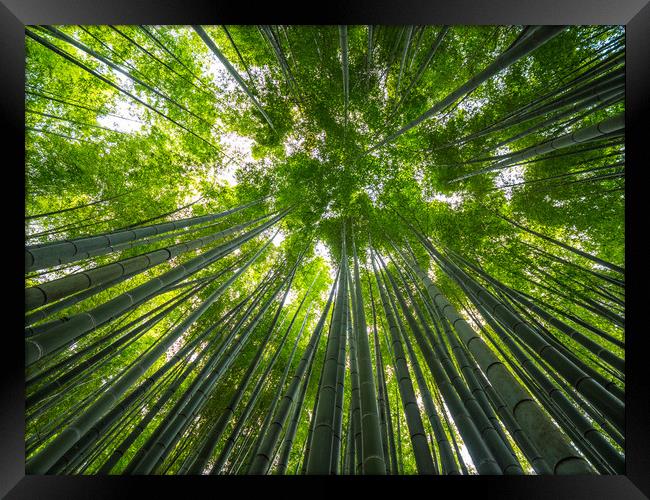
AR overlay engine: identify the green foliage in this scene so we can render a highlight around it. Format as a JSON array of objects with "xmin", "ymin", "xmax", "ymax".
[{"xmin": 24, "ymin": 25, "xmax": 624, "ymax": 476}]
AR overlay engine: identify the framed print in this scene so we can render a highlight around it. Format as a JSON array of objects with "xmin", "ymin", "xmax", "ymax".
[{"xmin": 2, "ymin": 0, "xmax": 649, "ymax": 498}]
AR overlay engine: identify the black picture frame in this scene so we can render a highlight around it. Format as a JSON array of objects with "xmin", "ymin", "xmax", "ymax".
[{"xmin": 2, "ymin": 1, "xmax": 648, "ymax": 498}]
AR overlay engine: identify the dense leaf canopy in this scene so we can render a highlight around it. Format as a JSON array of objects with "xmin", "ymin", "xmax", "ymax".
[{"xmin": 25, "ymin": 25, "xmax": 624, "ymax": 475}]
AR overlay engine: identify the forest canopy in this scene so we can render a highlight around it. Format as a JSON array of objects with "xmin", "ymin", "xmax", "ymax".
[{"xmin": 24, "ymin": 25, "xmax": 624, "ymax": 476}]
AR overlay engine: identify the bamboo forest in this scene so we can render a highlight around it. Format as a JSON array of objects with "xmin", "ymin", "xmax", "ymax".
[{"xmin": 24, "ymin": 25, "xmax": 625, "ymax": 476}]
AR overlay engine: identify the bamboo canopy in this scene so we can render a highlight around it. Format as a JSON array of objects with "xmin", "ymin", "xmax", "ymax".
[{"xmin": 25, "ymin": 25, "xmax": 624, "ymax": 475}]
